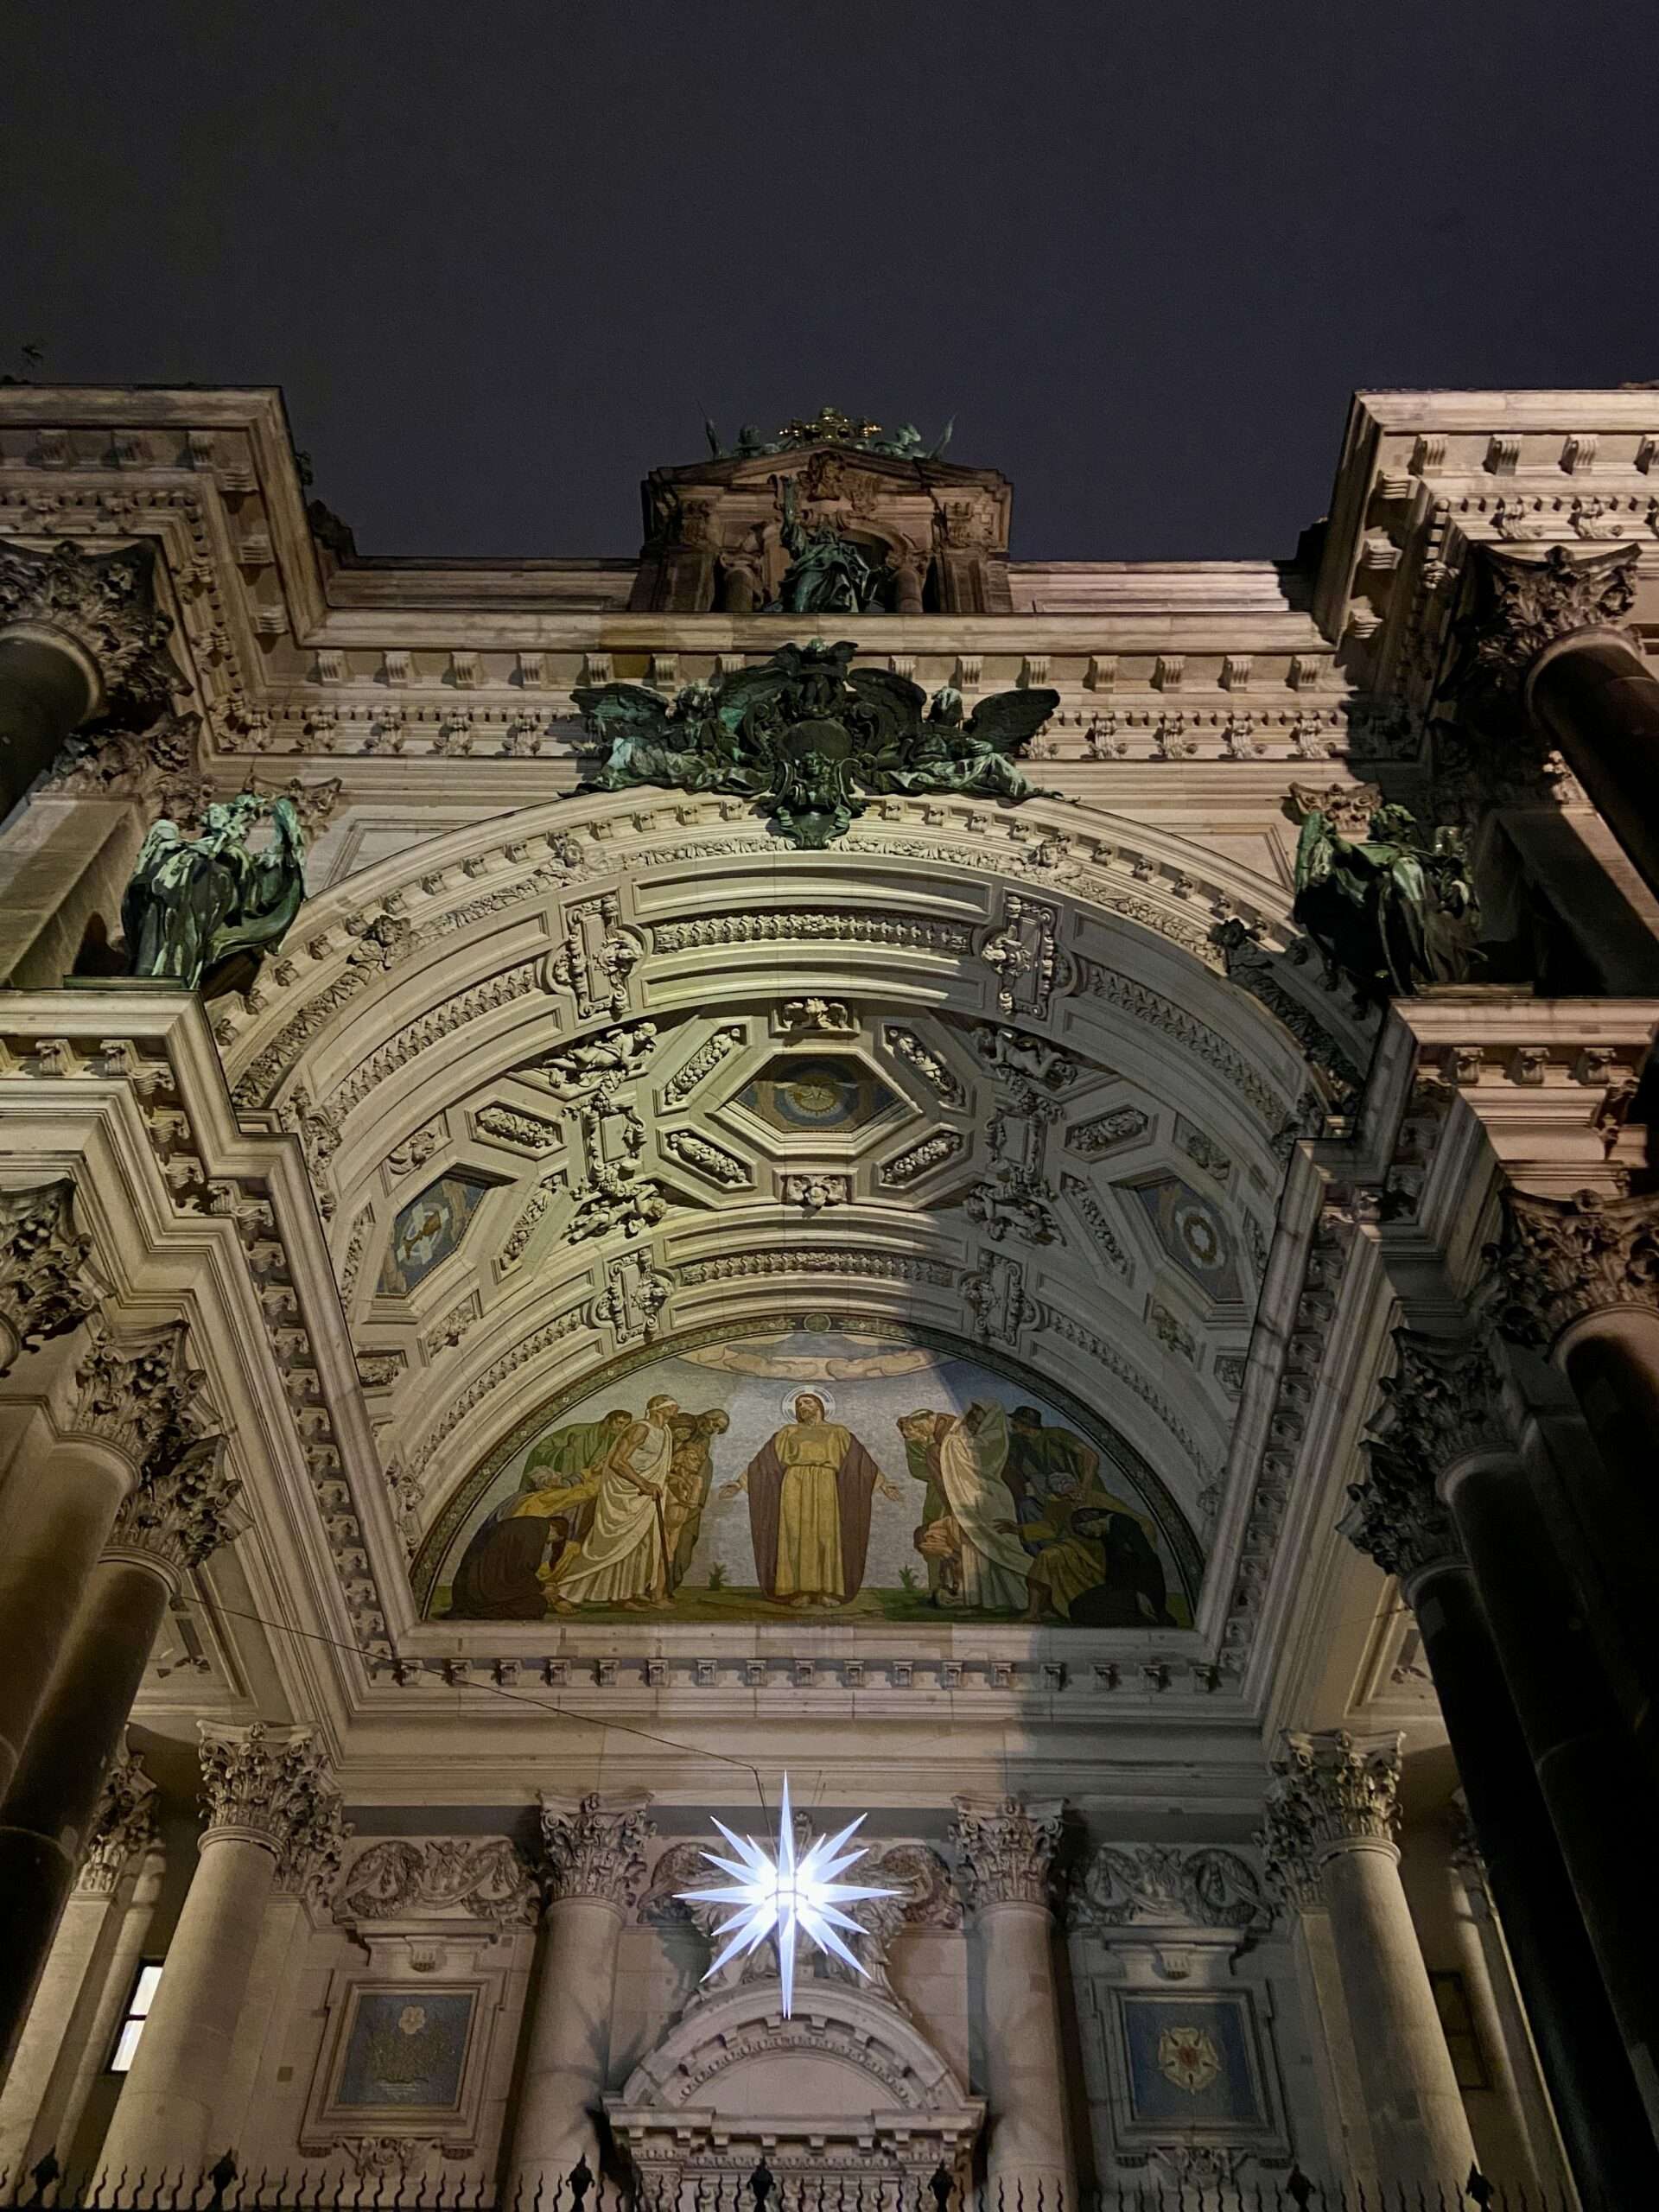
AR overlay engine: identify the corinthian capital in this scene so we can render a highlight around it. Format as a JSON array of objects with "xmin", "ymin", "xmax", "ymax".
[
  {"xmin": 0, "ymin": 1179, "xmax": 101, "ymax": 1374},
  {"xmin": 536, "ymin": 1790, "xmax": 654, "ymax": 1910},
  {"xmin": 1487, "ymin": 1185, "xmax": 1659, "ymax": 1348},
  {"xmin": 949, "ymin": 1794, "xmax": 1066, "ymax": 1909},
  {"xmin": 76, "ymin": 1744, "xmax": 158, "ymax": 1895},
  {"xmin": 67, "ymin": 1322, "xmax": 213, "ymax": 1478},
  {"xmin": 1340, "ymin": 1329, "xmax": 1507, "ymax": 1585},
  {"xmin": 1257, "ymin": 1732, "xmax": 1402, "ymax": 1902},
  {"xmin": 1470, "ymin": 541, "xmax": 1641, "ymax": 693},
  {"xmin": 198, "ymin": 1723, "xmax": 349, "ymax": 1901},
  {"xmin": 106, "ymin": 1432, "xmax": 242, "ymax": 1580},
  {"xmin": 0, "ymin": 537, "xmax": 176, "ymax": 724}
]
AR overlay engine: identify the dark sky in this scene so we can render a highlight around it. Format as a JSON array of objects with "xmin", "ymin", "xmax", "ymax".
[{"xmin": 6, "ymin": 3, "xmax": 1656, "ymax": 564}]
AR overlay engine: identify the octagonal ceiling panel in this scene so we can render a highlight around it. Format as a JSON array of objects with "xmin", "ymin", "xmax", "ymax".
[{"xmin": 728, "ymin": 1052, "xmax": 904, "ymax": 1146}]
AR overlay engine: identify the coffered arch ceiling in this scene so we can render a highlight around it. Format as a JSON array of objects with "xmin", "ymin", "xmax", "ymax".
[{"xmin": 217, "ymin": 791, "xmax": 1369, "ymax": 1583}]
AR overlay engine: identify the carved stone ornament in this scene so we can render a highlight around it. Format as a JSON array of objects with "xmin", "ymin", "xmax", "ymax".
[
  {"xmin": 0, "ymin": 1179, "xmax": 100, "ymax": 1373},
  {"xmin": 106, "ymin": 1431, "xmax": 242, "ymax": 1578},
  {"xmin": 75, "ymin": 1744, "xmax": 158, "ymax": 1895},
  {"xmin": 1485, "ymin": 1184, "xmax": 1659, "ymax": 1349},
  {"xmin": 68, "ymin": 1321, "xmax": 213, "ymax": 1478},
  {"xmin": 1071, "ymin": 1844, "xmax": 1274, "ymax": 1936},
  {"xmin": 1256, "ymin": 1730, "xmax": 1402, "ymax": 1902},
  {"xmin": 197, "ymin": 1722, "xmax": 350, "ymax": 1904},
  {"xmin": 536, "ymin": 1789, "xmax": 654, "ymax": 1910},
  {"xmin": 335, "ymin": 1837, "xmax": 537, "ymax": 1925},
  {"xmin": 948, "ymin": 1794, "xmax": 1065, "ymax": 1910},
  {"xmin": 0, "ymin": 537, "xmax": 177, "ymax": 724},
  {"xmin": 1339, "ymin": 1328, "xmax": 1510, "ymax": 1586},
  {"xmin": 1469, "ymin": 541, "xmax": 1641, "ymax": 694}
]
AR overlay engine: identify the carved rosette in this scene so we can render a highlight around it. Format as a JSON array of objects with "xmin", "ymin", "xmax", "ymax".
[
  {"xmin": 67, "ymin": 1322, "xmax": 213, "ymax": 1478},
  {"xmin": 75, "ymin": 1745, "xmax": 158, "ymax": 1896},
  {"xmin": 198, "ymin": 1723, "xmax": 349, "ymax": 1903},
  {"xmin": 1470, "ymin": 542, "xmax": 1641, "ymax": 695},
  {"xmin": 0, "ymin": 537, "xmax": 177, "ymax": 723},
  {"xmin": 105, "ymin": 1433, "xmax": 241, "ymax": 1580},
  {"xmin": 1257, "ymin": 1731, "xmax": 1403, "ymax": 1900},
  {"xmin": 0, "ymin": 1179, "xmax": 100, "ymax": 1373},
  {"xmin": 1486, "ymin": 1185, "xmax": 1659, "ymax": 1349},
  {"xmin": 949, "ymin": 1794, "xmax": 1065, "ymax": 1910},
  {"xmin": 536, "ymin": 1790, "xmax": 655, "ymax": 1912}
]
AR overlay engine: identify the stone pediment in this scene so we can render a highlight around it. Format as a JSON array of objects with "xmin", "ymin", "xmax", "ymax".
[
  {"xmin": 607, "ymin": 1978, "xmax": 982, "ymax": 2177},
  {"xmin": 633, "ymin": 446, "xmax": 1014, "ymax": 614}
]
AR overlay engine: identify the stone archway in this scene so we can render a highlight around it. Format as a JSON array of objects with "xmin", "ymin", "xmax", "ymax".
[{"xmin": 607, "ymin": 1978, "xmax": 982, "ymax": 2212}]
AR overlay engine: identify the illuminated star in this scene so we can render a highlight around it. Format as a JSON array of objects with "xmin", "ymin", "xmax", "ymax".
[{"xmin": 678, "ymin": 1774, "xmax": 899, "ymax": 2017}]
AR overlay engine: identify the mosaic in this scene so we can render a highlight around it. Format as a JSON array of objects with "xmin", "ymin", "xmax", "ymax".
[
  {"xmin": 420, "ymin": 1322, "xmax": 1198, "ymax": 1628},
  {"xmin": 731, "ymin": 1055, "xmax": 901, "ymax": 1138},
  {"xmin": 377, "ymin": 1173, "xmax": 493, "ymax": 1298}
]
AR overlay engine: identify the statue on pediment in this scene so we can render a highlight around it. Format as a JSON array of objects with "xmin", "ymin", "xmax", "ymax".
[
  {"xmin": 1288, "ymin": 784, "xmax": 1480, "ymax": 1006},
  {"xmin": 701, "ymin": 406, "xmax": 954, "ymax": 461},
  {"xmin": 575, "ymin": 638, "xmax": 1058, "ymax": 848},
  {"xmin": 122, "ymin": 792, "xmax": 307, "ymax": 991},
  {"xmin": 770, "ymin": 479, "xmax": 881, "ymax": 615}
]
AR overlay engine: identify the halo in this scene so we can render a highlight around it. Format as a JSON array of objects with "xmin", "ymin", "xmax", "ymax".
[{"xmin": 780, "ymin": 1382, "xmax": 836, "ymax": 1423}]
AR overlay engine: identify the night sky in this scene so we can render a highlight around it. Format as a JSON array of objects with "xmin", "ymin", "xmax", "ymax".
[{"xmin": 6, "ymin": 3, "xmax": 1656, "ymax": 564}]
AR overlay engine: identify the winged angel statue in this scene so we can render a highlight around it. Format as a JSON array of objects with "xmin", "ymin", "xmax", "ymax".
[{"xmin": 574, "ymin": 639, "xmax": 1059, "ymax": 849}]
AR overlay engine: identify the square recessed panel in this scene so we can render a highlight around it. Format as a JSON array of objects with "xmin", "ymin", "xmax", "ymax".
[
  {"xmin": 378, "ymin": 1172, "xmax": 493, "ymax": 1297},
  {"xmin": 732, "ymin": 1054, "xmax": 901, "ymax": 1139}
]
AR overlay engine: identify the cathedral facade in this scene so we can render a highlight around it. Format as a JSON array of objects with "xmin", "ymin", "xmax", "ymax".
[{"xmin": 0, "ymin": 386, "xmax": 1656, "ymax": 2209}]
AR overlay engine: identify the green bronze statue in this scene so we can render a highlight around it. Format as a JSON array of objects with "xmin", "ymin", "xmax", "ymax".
[
  {"xmin": 702, "ymin": 408, "xmax": 954, "ymax": 462},
  {"xmin": 1289, "ymin": 783, "xmax": 1480, "ymax": 1006},
  {"xmin": 574, "ymin": 639, "xmax": 1059, "ymax": 849},
  {"xmin": 768, "ymin": 480, "xmax": 881, "ymax": 615},
  {"xmin": 123, "ymin": 792, "xmax": 308, "ymax": 992}
]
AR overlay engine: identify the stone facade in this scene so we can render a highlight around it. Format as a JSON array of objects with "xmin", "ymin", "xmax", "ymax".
[{"xmin": 3, "ymin": 384, "xmax": 1658, "ymax": 2202}]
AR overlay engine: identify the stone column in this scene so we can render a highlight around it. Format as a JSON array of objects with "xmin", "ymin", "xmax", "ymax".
[
  {"xmin": 37, "ymin": 1840, "xmax": 166, "ymax": 2176},
  {"xmin": 96, "ymin": 1726, "xmax": 344, "ymax": 2188},
  {"xmin": 1440, "ymin": 1433, "xmax": 1659, "ymax": 2145},
  {"xmin": 1470, "ymin": 542, "xmax": 1659, "ymax": 902},
  {"xmin": 1444, "ymin": 1821, "xmax": 1570, "ymax": 2197},
  {"xmin": 0, "ymin": 540, "xmax": 175, "ymax": 817},
  {"xmin": 1488, "ymin": 1185, "xmax": 1659, "ymax": 1752},
  {"xmin": 1260, "ymin": 1732, "xmax": 1476, "ymax": 2185},
  {"xmin": 0, "ymin": 1430, "xmax": 238, "ymax": 2075},
  {"xmin": 0, "ymin": 1749, "xmax": 156, "ymax": 2168},
  {"xmin": 506, "ymin": 1790, "xmax": 654, "ymax": 2195},
  {"xmin": 950, "ymin": 1795, "xmax": 1073, "ymax": 2212},
  {"xmin": 1341, "ymin": 1327, "xmax": 1658, "ymax": 2208},
  {"xmin": 0, "ymin": 1320, "xmax": 208, "ymax": 1806}
]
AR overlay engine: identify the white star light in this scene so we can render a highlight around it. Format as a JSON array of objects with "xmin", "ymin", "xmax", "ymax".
[{"xmin": 678, "ymin": 1774, "xmax": 899, "ymax": 2017}]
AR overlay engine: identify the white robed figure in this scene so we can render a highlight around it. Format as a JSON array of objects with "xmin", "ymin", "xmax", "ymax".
[
  {"xmin": 548, "ymin": 1394, "xmax": 677, "ymax": 1609},
  {"xmin": 936, "ymin": 1401, "xmax": 1030, "ymax": 1611}
]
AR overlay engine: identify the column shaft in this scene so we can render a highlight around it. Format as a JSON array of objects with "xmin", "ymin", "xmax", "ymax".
[
  {"xmin": 508, "ymin": 1895, "xmax": 624, "ymax": 2190},
  {"xmin": 1319, "ymin": 1839, "xmax": 1476, "ymax": 2182},
  {"xmin": 34, "ymin": 1849, "xmax": 164, "ymax": 2175},
  {"xmin": 0, "ymin": 1558, "xmax": 172, "ymax": 2077},
  {"xmin": 1530, "ymin": 633, "xmax": 1659, "ymax": 906},
  {"xmin": 975, "ymin": 1901, "xmax": 1073, "ymax": 2206},
  {"xmin": 1441, "ymin": 1854, "xmax": 1566, "ymax": 2196},
  {"xmin": 1410, "ymin": 1557, "xmax": 1656, "ymax": 2207},
  {"xmin": 0, "ymin": 1889, "xmax": 111, "ymax": 2169},
  {"xmin": 95, "ymin": 1832, "xmax": 276, "ymax": 2185},
  {"xmin": 0, "ymin": 1440, "xmax": 128, "ymax": 1801},
  {"xmin": 1448, "ymin": 1454, "xmax": 1659, "ymax": 2138}
]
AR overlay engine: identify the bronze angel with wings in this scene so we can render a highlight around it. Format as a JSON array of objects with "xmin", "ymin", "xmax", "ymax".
[{"xmin": 573, "ymin": 639, "xmax": 1058, "ymax": 849}]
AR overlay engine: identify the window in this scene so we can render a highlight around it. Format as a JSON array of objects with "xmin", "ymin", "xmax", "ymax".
[
  {"xmin": 108, "ymin": 1963, "xmax": 162, "ymax": 2073},
  {"xmin": 1429, "ymin": 1968, "xmax": 1491, "ymax": 2091}
]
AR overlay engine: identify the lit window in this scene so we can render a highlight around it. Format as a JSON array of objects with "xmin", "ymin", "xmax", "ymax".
[{"xmin": 109, "ymin": 1963, "xmax": 163, "ymax": 2073}]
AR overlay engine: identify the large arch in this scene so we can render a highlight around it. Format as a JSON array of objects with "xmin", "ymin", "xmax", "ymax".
[{"xmin": 216, "ymin": 789, "xmax": 1366, "ymax": 1615}]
